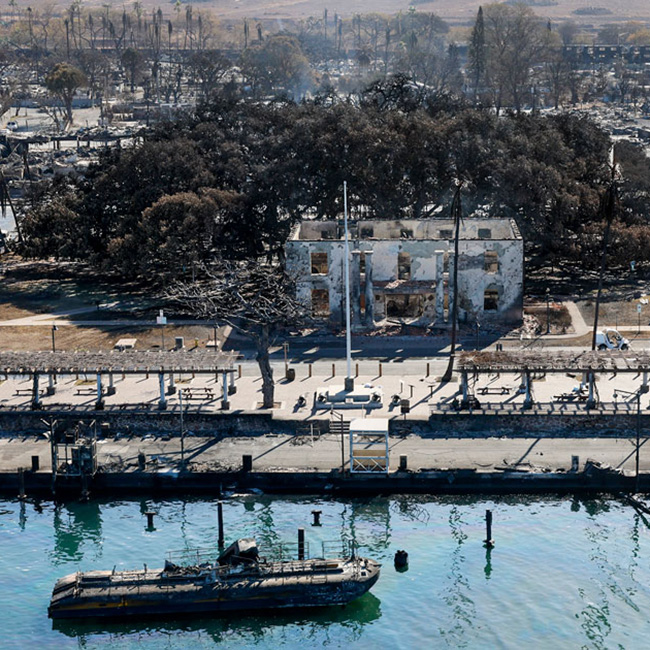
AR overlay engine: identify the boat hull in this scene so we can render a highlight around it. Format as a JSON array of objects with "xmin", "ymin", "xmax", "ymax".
[{"xmin": 49, "ymin": 558, "xmax": 380, "ymax": 620}]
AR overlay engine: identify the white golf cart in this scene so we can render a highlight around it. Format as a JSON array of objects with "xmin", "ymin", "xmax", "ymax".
[{"xmin": 595, "ymin": 328, "xmax": 630, "ymax": 351}]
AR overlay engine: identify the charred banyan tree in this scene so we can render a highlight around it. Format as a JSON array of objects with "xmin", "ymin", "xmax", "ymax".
[{"xmin": 170, "ymin": 261, "xmax": 309, "ymax": 409}]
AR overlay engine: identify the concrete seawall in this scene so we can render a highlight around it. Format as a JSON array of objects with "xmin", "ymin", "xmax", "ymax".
[{"xmin": 1, "ymin": 467, "xmax": 646, "ymax": 498}]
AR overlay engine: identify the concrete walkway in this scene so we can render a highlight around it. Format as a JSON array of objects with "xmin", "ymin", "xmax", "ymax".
[
  {"xmin": 1, "ymin": 357, "xmax": 650, "ymax": 422},
  {"xmin": 0, "ymin": 434, "xmax": 645, "ymax": 475}
]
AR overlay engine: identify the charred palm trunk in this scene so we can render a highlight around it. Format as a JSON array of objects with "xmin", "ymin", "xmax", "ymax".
[
  {"xmin": 441, "ymin": 185, "xmax": 462, "ymax": 383},
  {"xmin": 256, "ymin": 324, "xmax": 274, "ymax": 408}
]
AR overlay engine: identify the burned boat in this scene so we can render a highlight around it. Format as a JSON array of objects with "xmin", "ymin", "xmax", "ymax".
[{"xmin": 48, "ymin": 538, "xmax": 380, "ymax": 620}]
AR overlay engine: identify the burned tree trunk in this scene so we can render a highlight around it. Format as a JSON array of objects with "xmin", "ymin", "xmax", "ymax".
[{"xmin": 256, "ymin": 324, "xmax": 275, "ymax": 409}]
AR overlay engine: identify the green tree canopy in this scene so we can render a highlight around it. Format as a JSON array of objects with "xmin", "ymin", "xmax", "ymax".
[{"xmin": 44, "ymin": 62, "xmax": 87, "ymax": 126}]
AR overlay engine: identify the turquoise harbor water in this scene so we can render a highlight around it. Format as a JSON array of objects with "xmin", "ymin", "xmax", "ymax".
[{"xmin": 2, "ymin": 495, "xmax": 650, "ymax": 649}]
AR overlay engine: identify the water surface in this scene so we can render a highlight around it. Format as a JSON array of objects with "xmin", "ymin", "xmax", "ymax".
[{"xmin": 1, "ymin": 495, "xmax": 648, "ymax": 649}]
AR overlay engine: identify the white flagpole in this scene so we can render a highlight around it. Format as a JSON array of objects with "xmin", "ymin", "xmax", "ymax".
[{"xmin": 344, "ymin": 181, "xmax": 353, "ymax": 391}]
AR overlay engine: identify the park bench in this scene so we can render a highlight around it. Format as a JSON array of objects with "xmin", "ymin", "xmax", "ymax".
[
  {"xmin": 15, "ymin": 388, "xmax": 39, "ymax": 396},
  {"xmin": 76, "ymin": 387, "xmax": 100, "ymax": 396}
]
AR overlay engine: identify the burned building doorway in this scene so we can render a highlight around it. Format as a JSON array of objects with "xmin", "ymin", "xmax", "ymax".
[{"xmin": 385, "ymin": 294, "xmax": 423, "ymax": 318}]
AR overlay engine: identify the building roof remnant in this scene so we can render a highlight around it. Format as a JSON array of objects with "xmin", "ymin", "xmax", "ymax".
[
  {"xmin": 0, "ymin": 350, "xmax": 238, "ymax": 375},
  {"xmin": 289, "ymin": 218, "xmax": 522, "ymax": 242},
  {"xmin": 459, "ymin": 350, "xmax": 650, "ymax": 374}
]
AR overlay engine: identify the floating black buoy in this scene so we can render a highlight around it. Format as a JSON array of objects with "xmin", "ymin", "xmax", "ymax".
[
  {"xmin": 311, "ymin": 509, "xmax": 322, "ymax": 526},
  {"xmin": 394, "ymin": 549, "xmax": 409, "ymax": 571}
]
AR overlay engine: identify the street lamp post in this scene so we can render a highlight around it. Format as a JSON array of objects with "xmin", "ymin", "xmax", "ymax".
[
  {"xmin": 51, "ymin": 325, "xmax": 58, "ymax": 353},
  {"xmin": 213, "ymin": 324, "xmax": 218, "ymax": 353},
  {"xmin": 546, "ymin": 288, "xmax": 551, "ymax": 335}
]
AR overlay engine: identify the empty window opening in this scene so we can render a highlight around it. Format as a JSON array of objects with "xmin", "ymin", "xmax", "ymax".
[
  {"xmin": 321, "ymin": 230, "xmax": 335, "ymax": 240},
  {"xmin": 400, "ymin": 228, "xmax": 414, "ymax": 239},
  {"xmin": 312, "ymin": 289, "xmax": 330, "ymax": 316},
  {"xmin": 310, "ymin": 252, "xmax": 328, "ymax": 275},
  {"xmin": 386, "ymin": 294, "xmax": 423, "ymax": 318},
  {"xmin": 360, "ymin": 227, "xmax": 374, "ymax": 238},
  {"xmin": 484, "ymin": 288, "xmax": 499, "ymax": 311},
  {"xmin": 398, "ymin": 253, "xmax": 411, "ymax": 280},
  {"xmin": 478, "ymin": 228, "xmax": 492, "ymax": 239},
  {"xmin": 440, "ymin": 229, "xmax": 453, "ymax": 239},
  {"xmin": 484, "ymin": 251, "xmax": 499, "ymax": 273}
]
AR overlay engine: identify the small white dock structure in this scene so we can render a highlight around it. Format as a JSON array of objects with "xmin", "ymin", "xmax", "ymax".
[{"xmin": 349, "ymin": 418, "xmax": 389, "ymax": 474}]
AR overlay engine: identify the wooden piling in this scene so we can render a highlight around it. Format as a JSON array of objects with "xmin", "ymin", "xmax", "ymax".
[
  {"xmin": 218, "ymin": 501, "xmax": 225, "ymax": 548},
  {"xmin": 298, "ymin": 528, "xmax": 305, "ymax": 560},
  {"xmin": 484, "ymin": 509, "xmax": 495, "ymax": 548},
  {"xmin": 18, "ymin": 467, "xmax": 26, "ymax": 500}
]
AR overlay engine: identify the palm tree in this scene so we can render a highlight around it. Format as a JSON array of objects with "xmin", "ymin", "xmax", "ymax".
[{"xmin": 441, "ymin": 182, "xmax": 463, "ymax": 383}]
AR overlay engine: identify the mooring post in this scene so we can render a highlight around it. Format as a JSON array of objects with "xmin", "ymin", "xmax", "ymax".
[
  {"xmin": 95, "ymin": 373, "xmax": 104, "ymax": 410},
  {"xmin": 107, "ymin": 371, "xmax": 116, "ymax": 396},
  {"xmin": 145, "ymin": 511, "xmax": 156, "ymax": 530},
  {"xmin": 158, "ymin": 372, "xmax": 167, "ymax": 410},
  {"xmin": 217, "ymin": 501, "xmax": 225, "ymax": 548},
  {"xmin": 167, "ymin": 372, "xmax": 176, "ymax": 395},
  {"xmin": 298, "ymin": 528, "xmax": 305, "ymax": 560},
  {"xmin": 47, "ymin": 373, "xmax": 55, "ymax": 396},
  {"xmin": 332, "ymin": 362, "xmax": 336, "ymax": 377},
  {"xmin": 311, "ymin": 510, "xmax": 322, "ymax": 526},
  {"xmin": 379, "ymin": 362, "xmax": 382, "ymax": 377},
  {"xmin": 18, "ymin": 467, "xmax": 26, "ymax": 500},
  {"xmin": 308, "ymin": 363, "xmax": 312, "ymax": 378},
  {"xmin": 642, "ymin": 371, "xmax": 649, "ymax": 394},
  {"xmin": 484, "ymin": 509, "xmax": 495, "ymax": 548},
  {"xmin": 228, "ymin": 370, "xmax": 236, "ymax": 395}
]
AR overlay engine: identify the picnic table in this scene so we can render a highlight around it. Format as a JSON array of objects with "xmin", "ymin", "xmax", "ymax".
[
  {"xmin": 478, "ymin": 386, "xmax": 511, "ymax": 395},
  {"xmin": 180, "ymin": 387, "xmax": 215, "ymax": 400}
]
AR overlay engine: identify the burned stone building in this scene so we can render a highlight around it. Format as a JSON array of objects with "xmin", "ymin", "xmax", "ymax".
[{"xmin": 285, "ymin": 218, "xmax": 523, "ymax": 330}]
